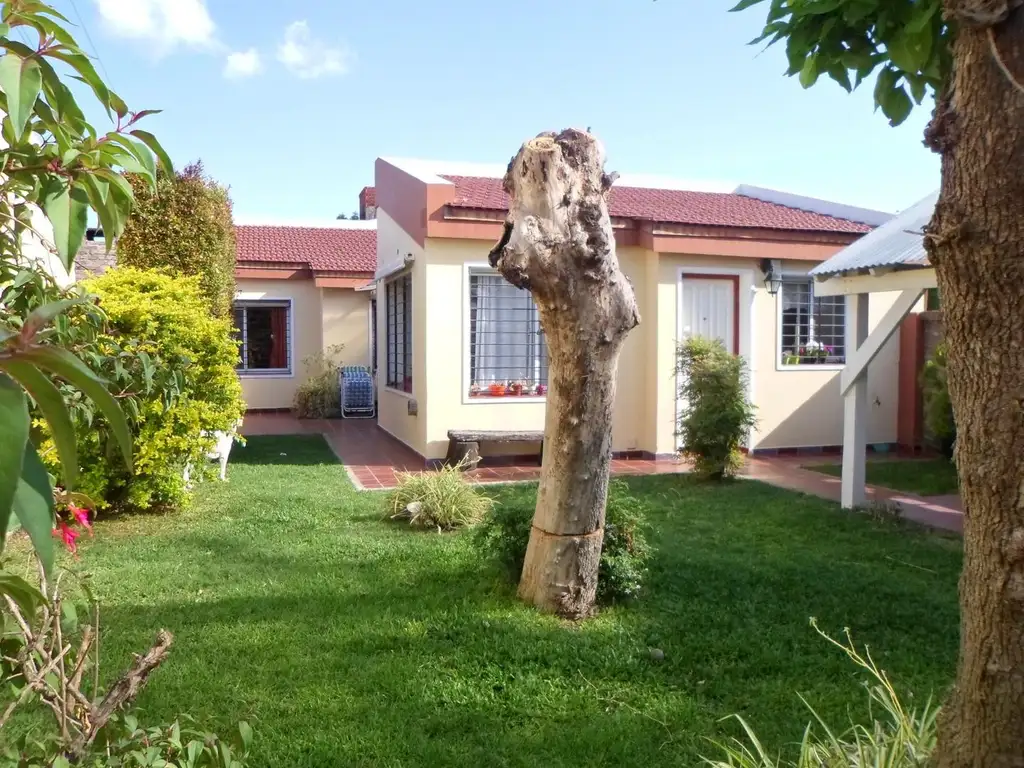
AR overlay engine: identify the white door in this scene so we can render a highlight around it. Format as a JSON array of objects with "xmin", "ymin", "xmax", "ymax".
[{"xmin": 676, "ymin": 276, "xmax": 737, "ymax": 449}]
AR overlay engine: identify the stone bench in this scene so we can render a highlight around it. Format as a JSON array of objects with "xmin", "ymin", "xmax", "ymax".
[{"xmin": 444, "ymin": 429, "xmax": 545, "ymax": 471}]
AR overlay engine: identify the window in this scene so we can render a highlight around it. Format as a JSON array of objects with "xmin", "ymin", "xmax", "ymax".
[
  {"xmin": 779, "ymin": 278, "xmax": 846, "ymax": 366},
  {"xmin": 233, "ymin": 300, "xmax": 291, "ymax": 374},
  {"xmin": 468, "ymin": 270, "xmax": 548, "ymax": 397},
  {"xmin": 385, "ymin": 274, "xmax": 412, "ymax": 392}
]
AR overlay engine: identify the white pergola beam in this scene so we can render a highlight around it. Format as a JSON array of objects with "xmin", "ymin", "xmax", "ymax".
[
  {"xmin": 841, "ymin": 294, "xmax": 870, "ymax": 509},
  {"xmin": 840, "ymin": 288, "xmax": 924, "ymax": 396},
  {"xmin": 813, "ymin": 268, "xmax": 936, "ymax": 296}
]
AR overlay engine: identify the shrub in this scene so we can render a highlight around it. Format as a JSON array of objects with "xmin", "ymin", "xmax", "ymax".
[
  {"xmin": 39, "ymin": 268, "xmax": 245, "ymax": 512},
  {"xmin": 702, "ymin": 620, "xmax": 937, "ymax": 767},
  {"xmin": 385, "ymin": 463, "xmax": 494, "ymax": 531},
  {"xmin": 921, "ymin": 343, "xmax": 955, "ymax": 458},
  {"xmin": 294, "ymin": 344, "xmax": 345, "ymax": 418},
  {"xmin": 676, "ymin": 337, "xmax": 757, "ymax": 480},
  {"xmin": 117, "ymin": 161, "xmax": 237, "ymax": 317},
  {"xmin": 475, "ymin": 480, "xmax": 652, "ymax": 603}
]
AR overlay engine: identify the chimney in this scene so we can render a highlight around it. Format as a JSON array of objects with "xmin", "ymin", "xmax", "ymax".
[{"xmin": 359, "ymin": 186, "xmax": 376, "ymax": 220}]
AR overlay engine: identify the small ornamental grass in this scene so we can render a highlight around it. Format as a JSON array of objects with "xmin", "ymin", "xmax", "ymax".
[
  {"xmin": 384, "ymin": 462, "xmax": 494, "ymax": 531},
  {"xmin": 702, "ymin": 619, "xmax": 939, "ymax": 768}
]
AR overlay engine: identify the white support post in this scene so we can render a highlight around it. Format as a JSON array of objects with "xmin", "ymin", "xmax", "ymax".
[{"xmin": 841, "ymin": 293, "xmax": 870, "ymax": 509}]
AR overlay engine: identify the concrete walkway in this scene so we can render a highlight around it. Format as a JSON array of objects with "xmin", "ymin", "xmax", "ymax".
[{"xmin": 241, "ymin": 413, "xmax": 964, "ymax": 534}]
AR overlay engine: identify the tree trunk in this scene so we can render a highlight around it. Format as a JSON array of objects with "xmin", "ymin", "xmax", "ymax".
[
  {"xmin": 487, "ymin": 129, "xmax": 640, "ymax": 619},
  {"xmin": 929, "ymin": 3, "xmax": 1024, "ymax": 765}
]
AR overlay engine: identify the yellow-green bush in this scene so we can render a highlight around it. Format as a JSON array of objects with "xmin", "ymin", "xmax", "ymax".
[
  {"xmin": 40, "ymin": 268, "xmax": 245, "ymax": 512},
  {"xmin": 117, "ymin": 161, "xmax": 236, "ymax": 317}
]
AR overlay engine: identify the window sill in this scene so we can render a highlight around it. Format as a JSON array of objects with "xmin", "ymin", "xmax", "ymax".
[
  {"xmin": 464, "ymin": 394, "xmax": 547, "ymax": 405},
  {"xmin": 383, "ymin": 386, "xmax": 415, "ymax": 399},
  {"xmin": 776, "ymin": 363, "xmax": 845, "ymax": 372},
  {"xmin": 237, "ymin": 370, "xmax": 293, "ymax": 379}
]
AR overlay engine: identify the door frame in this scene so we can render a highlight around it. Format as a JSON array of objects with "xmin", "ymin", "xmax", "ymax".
[{"xmin": 675, "ymin": 266, "xmax": 758, "ymax": 452}]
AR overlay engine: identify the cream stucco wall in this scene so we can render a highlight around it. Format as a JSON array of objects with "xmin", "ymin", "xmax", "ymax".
[
  {"xmin": 374, "ymin": 224, "xmax": 914, "ymax": 461},
  {"xmin": 235, "ymin": 278, "xmax": 323, "ymax": 410},
  {"xmin": 321, "ymin": 287, "xmax": 371, "ymax": 367},
  {"xmin": 375, "ymin": 209, "xmax": 427, "ymax": 454}
]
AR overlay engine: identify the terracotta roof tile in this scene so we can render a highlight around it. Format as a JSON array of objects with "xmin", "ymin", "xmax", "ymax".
[
  {"xmin": 235, "ymin": 225, "xmax": 376, "ymax": 273},
  {"xmin": 442, "ymin": 176, "xmax": 871, "ymax": 234}
]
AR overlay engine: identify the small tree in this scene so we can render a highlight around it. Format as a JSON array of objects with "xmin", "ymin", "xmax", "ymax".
[
  {"xmin": 117, "ymin": 162, "xmax": 236, "ymax": 317},
  {"xmin": 676, "ymin": 337, "xmax": 757, "ymax": 480}
]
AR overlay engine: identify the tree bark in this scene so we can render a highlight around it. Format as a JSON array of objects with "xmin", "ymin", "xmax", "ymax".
[
  {"xmin": 487, "ymin": 129, "xmax": 640, "ymax": 619},
  {"xmin": 929, "ymin": 3, "xmax": 1024, "ymax": 765}
]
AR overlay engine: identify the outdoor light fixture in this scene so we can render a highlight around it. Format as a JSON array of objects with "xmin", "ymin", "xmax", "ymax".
[{"xmin": 761, "ymin": 258, "xmax": 783, "ymax": 296}]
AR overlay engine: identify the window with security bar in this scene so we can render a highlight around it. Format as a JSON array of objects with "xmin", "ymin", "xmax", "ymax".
[
  {"xmin": 385, "ymin": 273, "xmax": 412, "ymax": 393},
  {"xmin": 779, "ymin": 278, "xmax": 846, "ymax": 366},
  {"xmin": 233, "ymin": 300, "xmax": 291, "ymax": 374},
  {"xmin": 468, "ymin": 271, "xmax": 549, "ymax": 397}
]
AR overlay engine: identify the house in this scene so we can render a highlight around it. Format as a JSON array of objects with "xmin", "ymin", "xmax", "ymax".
[
  {"xmin": 366, "ymin": 157, "xmax": 919, "ymax": 465},
  {"xmin": 233, "ymin": 220, "xmax": 377, "ymax": 410}
]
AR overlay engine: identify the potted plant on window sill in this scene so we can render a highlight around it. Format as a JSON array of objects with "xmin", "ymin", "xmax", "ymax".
[
  {"xmin": 488, "ymin": 382, "xmax": 507, "ymax": 397},
  {"xmin": 535, "ymin": 383, "xmax": 547, "ymax": 396}
]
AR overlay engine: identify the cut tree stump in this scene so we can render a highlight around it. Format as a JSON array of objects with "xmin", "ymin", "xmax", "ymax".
[{"xmin": 487, "ymin": 129, "xmax": 640, "ymax": 619}]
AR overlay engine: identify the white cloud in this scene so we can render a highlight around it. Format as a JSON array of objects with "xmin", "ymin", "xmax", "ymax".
[
  {"xmin": 93, "ymin": 0, "xmax": 216, "ymax": 51},
  {"xmin": 224, "ymin": 48, "xmax": 262, "ymax": 79},
  {"xmin": 276, "ymin": 21, "xmax": 351, "ymax": 79}
]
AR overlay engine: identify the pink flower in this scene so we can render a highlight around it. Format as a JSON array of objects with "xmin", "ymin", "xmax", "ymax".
[
  {"xmin": 69, "ymin": 505, "xmax": 93, "ymax": 534},
  {"xmin": 53, "ymin": 522, "xmax": 80, "ymax": 555}
]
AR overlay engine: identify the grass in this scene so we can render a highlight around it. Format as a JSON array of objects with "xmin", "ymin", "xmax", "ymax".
[
  {"xmin": 805, "ymin": 458, "xmax": 959, "ymax": 497},
  {"xmin": 7, "ymin": 435, "xmax": 962, "ymax": 766}
]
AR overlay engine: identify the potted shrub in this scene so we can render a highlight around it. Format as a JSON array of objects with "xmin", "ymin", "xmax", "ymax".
[
  {"xmin": 509, "ymin": 380, "xmax": 524, "ymax": 396},
  {"xmin": 535, "ymin": 383, "xmax": 547, "ymax": 396},
  {"xmin": 488, "ymin": 382, "xmax": 507, "ymax": 397},
  {"xmin": 469, "ymin": 383, "xmax": 482, "ymax": 397}
]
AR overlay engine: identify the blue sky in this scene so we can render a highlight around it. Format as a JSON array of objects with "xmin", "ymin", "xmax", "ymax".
[{"xmin": 54, "ymin": 0, "xmax": 940, "ymax": 221}]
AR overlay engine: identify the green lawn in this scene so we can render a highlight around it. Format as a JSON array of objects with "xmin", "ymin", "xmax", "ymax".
[
  {"xmin": 806, "ymin": 458, "xmax": 959, "ymax": 496},
  {"xmin": 14, "ymin": 436, "xmax": 962, "ymax": 766}
]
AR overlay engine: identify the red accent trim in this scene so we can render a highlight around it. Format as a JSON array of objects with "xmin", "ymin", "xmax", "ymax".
[
  {"xmin": 314, "ymin": 277, "xmax": 371, "ymax": 288},
  {"xmin": 681, "ymin": 273, "xmax": 741, "ymax": 354}
]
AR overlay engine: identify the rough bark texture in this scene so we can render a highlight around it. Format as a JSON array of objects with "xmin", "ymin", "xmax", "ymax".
[
  {"xmin": 929, "ymin": 2, "xmax": 1024, "ymax": 765},
  {"xmin": 487, "ymin": 129, "xmax": 640, "ymax": 619}
]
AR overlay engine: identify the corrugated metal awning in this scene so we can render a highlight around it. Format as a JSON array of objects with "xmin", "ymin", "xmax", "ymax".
[{"xmin": 810, "ymin": 191, "xmax": 938, "ymax": 279}]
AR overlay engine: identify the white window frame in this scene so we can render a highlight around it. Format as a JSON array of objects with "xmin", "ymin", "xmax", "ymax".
[
  {"xmin": 775, "ymin": 273, "xmax": 847, "ymax": 372},
  {"xmin": 233, "ymin": 297, "xmax": 294, "ymax": 378},
  {"xmin": 461, "ymin": 263, "xmax": 548, "ymax": 405},
  {"xmin": 384, "ymin": 271, "xmax": 413, "ymax": 397}
]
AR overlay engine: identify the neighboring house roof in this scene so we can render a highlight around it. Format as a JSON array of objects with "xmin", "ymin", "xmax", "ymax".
[
  {"xmin": 235, "ymin": 221, "xmax": 377, "ymax": 274},
  {"xmin": 810, "ymin": 191, "xmax": 937, "ymax": 278},
  {"xmin": 443, "ymin": 175, "xmax": 874, "ymax": 235}
]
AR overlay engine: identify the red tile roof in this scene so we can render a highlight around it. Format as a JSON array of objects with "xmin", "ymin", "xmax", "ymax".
[
  {"xmin": 235, "ymin": 225, "xmax": 376, "ymax": 273},
  {"xmin": 442, "ymin": 176, "xmax": 871, "ymax": 234}
]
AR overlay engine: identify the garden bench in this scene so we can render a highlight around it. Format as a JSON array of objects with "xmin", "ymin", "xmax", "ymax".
[{"xmin": 444, "ymin": 429, "xmax": 545, "ymax": 470}]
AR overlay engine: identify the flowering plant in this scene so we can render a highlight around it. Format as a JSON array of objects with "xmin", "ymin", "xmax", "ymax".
[{"xmin": 51, "ymin": 489, "xmax": 97, "ymax": 557}]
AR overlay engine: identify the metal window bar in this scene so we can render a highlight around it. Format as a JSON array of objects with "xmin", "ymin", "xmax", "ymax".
[
  {"xmin": 468, "ymin": 273, "xmax": 549, "ymax": 395},
  {"xmin": 233, "ymin": 301, "xmax": 291, "ymax": 373},
  {"xmin": 780, "ymin": 280, "xmax": 846, "ymax": 364},
  {"xmin": 386, "ymin": 274, "xmax": 412, "ymax": 392}
]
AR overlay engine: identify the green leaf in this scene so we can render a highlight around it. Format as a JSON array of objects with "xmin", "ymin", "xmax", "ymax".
[
  {"xmin": 827, "ymin": 61, "xmax": 853, "ymax": 92},
  {"xmin": 20, "ymin": 345, "xmax": 133, "ymax": 471},
  {"xmin": 60, "ymin": 598, "xmax": 78, "ymax": 633},
  {"xmin": 130, "ymin": 129, "xmax": 173, "ymax": 176},
  {"xmin": 728, "ymin": 0, "xmax": 767, "ymax": 11},
  {"xmin": 20, "ymin": 297, "xmax": 89, "ymax": 341},
  {"xmin": 0, "ymin": 571, "xmax": 46, "ymax": 616},
  {"xmin": 0, "ymin": 52, "xmax": 42, "ymax": 142},
  {"xmin": 882, "ymin": 83, "xmax": 914, "ymax": 126},
  {"xmin": 237, "ymin": 721, "xmax": 253, "ymax": 751},
  {"xmin": 13, "ymin": 444, "xmax": 55, "ymax": 573},
  {"xmin": 0, "ymin": 23, "xmax": 10, "ymax": 38},
  {"xmin": 46, "ymin": 51, "xmax": 111, "ymax": 117},
  {"xmin": 0, "ymin": 374, "xmax": 29, "ymax": 542},
  {"xmin": 106, "ymin": 134, "xmax": 157, "ymax": 183},
  {"xmin": 41, "ymin": 180, "xmax": 89, "ymax": 270},
  {"xmin": 3, "ymin": 361, "xmax": 77, "ymax": 491},
  {"xmin": 799, "ymin": 53, "xmax": 820, "ymax": 88}
]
